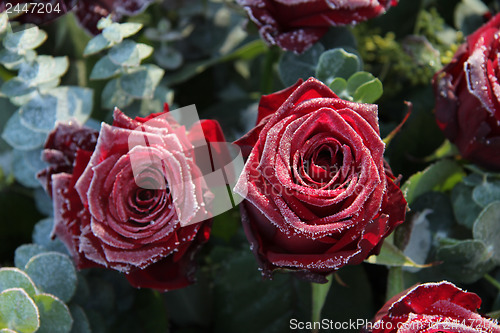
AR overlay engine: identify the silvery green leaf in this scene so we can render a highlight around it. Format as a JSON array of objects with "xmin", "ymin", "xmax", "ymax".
[
  {"xmin": 33, "ymin": 294, "xmax": 73, "ymax": 333},
  {"xmin": 19, "ymin": 94, "xmax": 58, "ymax": 132},
  {"xmin": 0, "ymin": 12, "xmax": 8, "ymax": 35},
  {"xmin": 119, "ymin": 23, "xmax": 143, "ymax": 38},
  {"xmin": 50, "ymin": 87, "xmax": 93, "ymax": 124},
  {"xmin": 279, "ymin": 43, "xmax": 324, "ymax": 87},
  {"xmin": 69, "ymin": 305, "xmax": 91, "ymax": 333},
  {"xmin": 154, "ymin": 46, "xmax": 182, "ymax": 70},
  {"xmin": 101, "ymin": 79, "xmax": 134, "ymax": 109},
  {"xmin": 109, "ymin": 40, "xmax": 141, "ymax": 67},
  {"xmin": 473, "ymin": 202, "xmax": 500, "ymax": 264},
  {"xmin": 0, "ymin": 49, "xmax": 24, "ymax": 70},
  {"xmin": 1, "ymin": 77, "xmax": 36, "ymax": 97},
  {"xmin": 32, "ymin": 219, "xmax": 67, "ymax": 254},
  {"xmin": 90, "ymin": 56, "xmax": 122, "ymax": 80},
  {"xmin": 3, "ymin": 26, "xmax": 47, "ymax": 53},
  {"xmin": 0, "ymin": 288, "xmax": 39, "ymax": 332},
  {"xmin": 83, "ymin": 35, "xmax": 111, "ymax": 56},
  {"xmin": 24, "ymin": 252, "xmax": 77, "ymax": 303},
  {"xmin": 18, "ymin": 56, "xmax": 68, "ymax": 87},
  {"xmin": 316, "ymin": 48, "xmax": 361, "ymax": 85},
  {"xmin": 119, "ymin": 65, "xmax": 164, "ymax": 98},
  {"xmin": 0, "ymin": 268, "xmax": 37, "ymax": 297},
  {"xmin": 14, "ymin": 244, "xmax": 46, "ymax": 269},
  {"xmin": 102, "ymin": 23, "xmax": 123, "ymax": 44},
  {"xmin": 12, "ymin": 149, "xmax": 46, "ymax": 188},
  {"xmin": 97, "ymin": 16, "xmax": 113, "ymax": 30},
  {"xmin": 137, "ymin": 43, "xmax": 153, "ymax": 61},
  {"xmin": 2, "ymin": 111, "xmax": 46, "ymax": 150},
  {"xmin": 34, "ymin": 187, "xmax": 53, "ymax": 216}
]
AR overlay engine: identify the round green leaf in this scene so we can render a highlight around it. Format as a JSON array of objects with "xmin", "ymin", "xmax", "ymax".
[
  {"xmin": 69, "ymin": 305, "xmax": 91, "ymax": 333},
  {"xmin": 328, "ymin": 77, "xmax": 348, "ymax": 100},
  {"xmin": 3, "ymin": 27, "xmax": 47, "ymax": 53},
  {"xmin": 0, "ymin": 268, "xmax": 37, "ymax": 297},
  {"xmin": 33, "ymin": 294, "xmax": 72, "ymax": 333},
  {"xmin": 315, "ymin": 48, "xmax": 361, "ymax": 84},
  {"xmin": 24, "ymin": 253, "xmax": 77, "ymax": 303},
  {"xmin": 83, "ymin": 35, "xmax": 111, "ymax": 56},
  {"xmin": 18, "ymin": 56, "xmax": 68, "ymax": 87},
  {"xmin": 2, "ymin": 111, "xmax": 46, "ymax": 150},
  {"xmin": 89, "ymin": 56, "xmax": 121, "ymax": 80},
  {"xmin": 102, "ymin": 23, "xmax": 123, "ymax": 44},
  {"xmin": 109, "ymin": 40, "xmax": 140, "ymax": 67},
  {"xmin": 278, "ymin": 43, "xmax": 324, "ymax": 86},
  {"xmin": 472, "ymin": 180, "xmax": 500, "ymax": 207},
  {"xmin": 50, "ymin": 87, "xmax": 93, "ymax": 124},
  {"xmin": 19, "ymin": 94, "xmax": 58, "ymax": 132},
  {"xmin": 101, "ymin": 79, "xmax": 134, "ymax": 109},
  {"xmin": 0, "ymin": 288, "xmax": 39, "ymax": 333},
  {"xmin": 436, "ymin": 239, "xmax": 495, "ymax": 283},
  {"xmin": 473, "ymin": 201, "xmax": 500, "ymax": 264},
  {"xmin": 451, "ymin": 182, "xmax": 483, "ymax": 228},
  {"xmin": 118, "ymin": 23, "xmax": 143, "ymax": 38},
  {"xmin": 119, "ymin": 65, "xmax": 164, "ymax": 98},
  {"xmin": 12, "ymin": 149, "xmax": 46, "ymax": 188},
  {"xmin": 14, "ymin": 244, "xmax": 46, "ymax": 270}
]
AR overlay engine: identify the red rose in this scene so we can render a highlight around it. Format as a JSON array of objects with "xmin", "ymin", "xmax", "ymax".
[
  {"xmin": 433, "ymin": 13, "xmax": 500, "ymax": 171},
  {"xmin": 366, "ymin": 281, "xmax": 500, "ymax": 333},
  {"xmin": 233, "ymin": 78, "xmax": 407, "ymax": 281},
  {"xmin": 39, "ymin": 106, "xmax": 225, "ymax": 291},
  {"xmin": 237, "ymin": 0, "xmax": 398, "ymax": 53}
]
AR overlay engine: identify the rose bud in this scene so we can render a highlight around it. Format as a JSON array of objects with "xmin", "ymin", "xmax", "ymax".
[
  {"xmin": 38, "ymin": 106, "xmax": 226, "ymax": 291},
  {"xmin": 433, "ymin": 13, "xmax": 500, "ymax": 171},
  {"xmin": 233, "ymin": 77, "xmax": 407, "ymax": 282},
  {"xmin": 364, "ymin": 281, "xmax": 500, "ymax": 333},
  {"xmin": 236, "ymin": 0, "xmax": 398, "ymax": 53}
]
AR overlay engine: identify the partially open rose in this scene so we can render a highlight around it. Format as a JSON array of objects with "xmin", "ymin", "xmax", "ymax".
[
  {"xmin": 433, "ymin": 13, "xmax": 500, "ymax": 171},
  {"xmin": 233, "ymin": 78, "xmax": 407, "ymax": 281},
  {"xmin": 365, "ymin": 281, "xmax": 500, "ymax": 333},
  {"xmin": 237, "ymin": 0, "xmax": 398, "ymax": 53},
  {"xmin": 39, "ymin": 106, "xmax": 224, "ymax": 291}
]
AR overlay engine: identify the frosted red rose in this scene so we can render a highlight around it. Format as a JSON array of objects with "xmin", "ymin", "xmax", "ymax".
[
  {"xmin": 237, "ymin": 0, "xmax": 398, "ymax": 53},
  {"xmin": 234, "ymin": 78, "xmax": 407, "ymax": 281},
  {"xmin": 39, "ymin": 107, "xmax": 224, "ymax": 291},
  {"xmin": 433, "ymin": 13, "xmax": 500, "ymax": 171},
  {"xmin": 366, "ymin": 281, "xmax": 500, "ymax": 333}
]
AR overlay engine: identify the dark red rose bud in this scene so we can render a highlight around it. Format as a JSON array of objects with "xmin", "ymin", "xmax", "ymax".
[
  {"xmin": 433, "ymin": 13, "xmax": 500, "ymax": 171},
  {"xmin": 40, "ymin": 106, "xmax": 226, "ymax": 291},
  {"xmin": 365, "ymin": 281, "xmax": 500, "ymax": 333},
  {"xmin": 233, "ymin": 78, "xmax": 407, "ymax": 282},
  {"xmin": 237, "ymin": 0, "xmax": 398, "ymax": 53}
]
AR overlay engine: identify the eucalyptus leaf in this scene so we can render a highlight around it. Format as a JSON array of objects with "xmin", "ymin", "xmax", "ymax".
[
  {"xmin": 1, "ymin": 77, "xmax": 36, "ymax": 97},
  {"xmin": 12, "ymin": 149, "xmax": 46, "ymax": 188},
  {"xmin": 3, "ymin": 26, "xmax": 47, "ymax": 53},
  {"xmin": 2, "ymin": 111, "xmax": 46, "ymax": 150},
  {"xmin": 472, "ymin": 179, "xmax": 500, "ymax": 207},
  {"xmin": 351, "ymin": 77, "xmax": 383, "ymax": 104},
  {"xmin": 315, "ymin": 48, "xmax": 361, "ymax": 85},
  {"xmin": 24, "ymin": 252, "xmax": 77, "ymax": 303},
  {"xmin": 451, "ymin": 182, "xmax": 483, "ymax": 229},
  {"xmin": 108, "ymin": 40, "xmax": 141, "ymax": 67},
  {"xmin": 69, "ymin": 305, "xmax": 91, "ymax": 333},
  {"xmin": 119, "ymin": 65, "xmax": 164, "ymax": 98},
  {"xmin": 118, "ymin": 23, "xmax": 143, "ymax": 38},
  {"xmin": 101, "ymin": 79, "xmax": 134, "ymax": 109},
  {"xmin": 19, "ymin": 94, "xmax": 58, "ymax": 132},
  {"xmin": 14, "ymin": 244, "xmax": 46, "ymax": 270},
  {"xmin": 436, "ymin": 239, "xmax": 495, "ymax": 283},
  {"xmin": 32, "ymin": 219, "xmax": 67, "ymax": 254},
  {"xmin": 90, "ymin": 56, "xmax": 122, "ymax": 80},
  {"xmin": 365, "ymin": 241, "xmax": 430, "ymax": 268},
  {"xmin": 472, "ymin": 202, "xmax": 500, "ymax": 264},
  {"xmin": 33, "ymin": 294, "xmax": 73, "ymax": 333},
  {"xmin": 83, "ymin": 35, "xmax": 111, "ymax": 56},
  {"xmin": 50, "ymin": 87, "xmax": 93, "ymax": 124},
  {"xmin": 454, "ymin": 0, "xmax": 489, "ymax": 35},
  {"xmin": 0, "ymin": 288, "xmax": 39, "ymax": 333},
  {"xmin": 279, "ymin": 44, "xmax": 324, "ymax": 86},
  {"xmin": 18, "ymin": 56, "xmax": 68, "ymax": 87},
  {"xmin": 0, "ymin": 49, "xmax": 24, "ymax": 70},
  {"xmin": 0, "ymin": 268, "xmax": 37, "ymax": 297},
  {"xmin": 102, "ymin": 23, "xmax": 123, "ymax": 44}
]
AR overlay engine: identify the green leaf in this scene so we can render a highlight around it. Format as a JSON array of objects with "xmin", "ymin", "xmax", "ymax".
[
  {"xmin": 315, "ymin": 48, "xmax": 361, "ymax": 84},
  {"xmin": 365, "ymin": 241, "xmax": 431, "ymax": 268},
  {"xmin": 33, "ymin": 294, "xmax": 72, "ymax": 333},
  {"xmin": 19, "ymin": 94, "xmax": 58, "ymax": 132},
  {"xmin": 68, "ymin": 305, "xmax": 91, "ymax": 333},
  {"xmin": 101, "ymin": 79, "xmax": 134, "ymax": 109},
  {"xmin": 402, "ymin": 159, "xmax": 465, "ymax": 205},
  {"xmin": 0, "ymin": 268, "xmax": 37, "ymax": 297},
  {"xmin": 12, "ymin": 149, "xmax": 46, "ymax": 188},
  {"xmin": 154, "ymin": 46, "xmax": 183, "ymax": 70},
  {"xmin": 451, "ymin": 182, "xmax": 483, "ymax": 229},
  {"xmin": 24, "ymin": 252, "xmax": 77, "ymax": 303},
  {"xmin": 311, "ymin": 276, "xmax": 332, "ymax": 325},
  {"xmin": 0, "ymin": 49, "xmax": 25, "ymax": 70},
  {"xmin": 0, "ymin": 288, "xmax": 39, "ymax": 333},
  {"xmin": 473, "ymin": 202, "xmax": 500, "ymax": 264},
  {"xmin": 436, "ymin": 239, "xmax": 495, "ymax": 283},
  {"xmin": 50, "ymin": 87, "xmax": 93, "ymax": 124},
  {"xmin": 89, "ymin": 56, "xmax": 122, "ymax": 80},
  {"xmin": 83, "ymin": 35, "xmax": 111, "ymax": 56},
  {"xmin": 351, "ymin": 76, "xmax": 383, "ymax": 104},
  {"xmin": 18, "ymin": 56, "xmax": 68, "ymax": 87},
  {"xmin": 109, "ymin": 40, "xmax": 141, "ymax": 67},
  {"xmin": 119, "ymin": 65, "xmax": 164, "ymax": 98},
  {"xmin": 472, "ymin": 179, "xmax": 500, "ymax": 207},
  {"xmin": 328, "ymin": 77, "xmax": 349, "ymax": 100},
  {"xmin": 118, "ymin": 23, "xmax": 143, "ymax": 38},
  {"xmin": 14, "ymin": 244, "xmax": 46, "ymax": 270},
  {"xmin": 0, "ymin": 12, "xmax": 8, "ymax": 35},
  {"xmin": 102, "ymin": 23, "xmax": 123, "ymax": 44},
  {"xmin": 3, "ymin": 27, "xmax": 47, "ymax": 53},
  {"xmin": 31, "ymin": 219, "xmax": 68, "ymax": 254},
  {"xmin": 1, "ymin": 77, "xmax": 36, "ymax": 97},
  {"xmin": 454, "ymin": 0, "xmax": 489, "ymax": 35},
  {"xmin": 279, "ymin": 44, "xmax": 324, "ymax": 87},
  {"xmin": 2, "ymin": 111, "xmax": 46, "ymax": 150}
]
